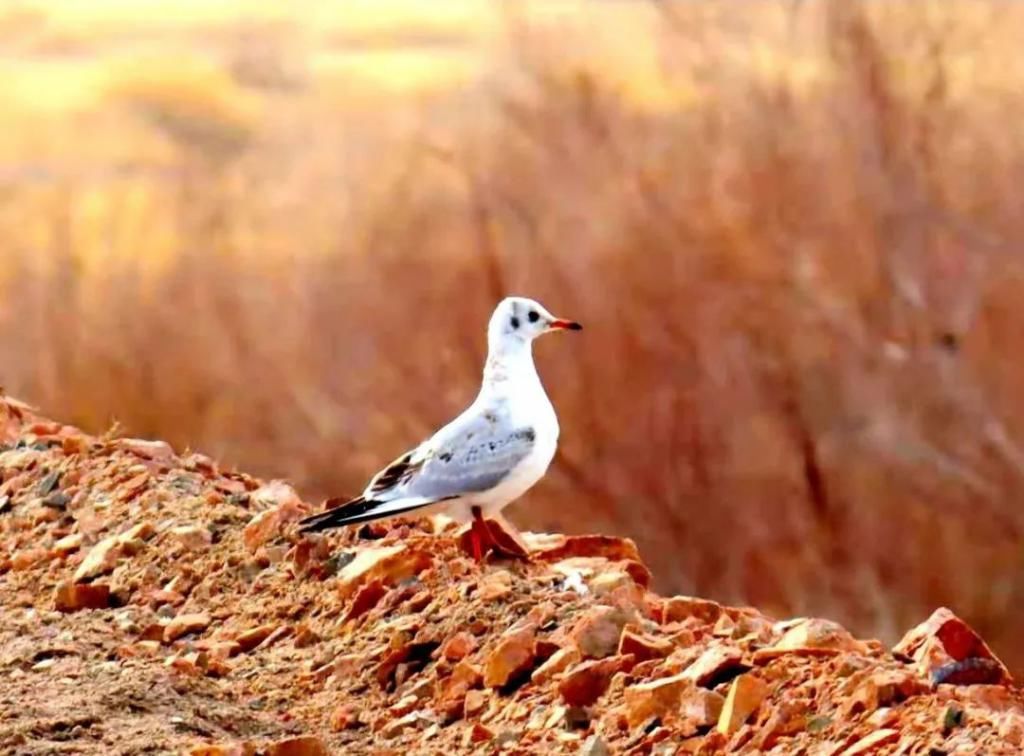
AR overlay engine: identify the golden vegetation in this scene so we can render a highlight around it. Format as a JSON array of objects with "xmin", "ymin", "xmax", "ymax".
[{"xmin": 3, "ymin": 0, "xmax": 1024, "ymax": 668}]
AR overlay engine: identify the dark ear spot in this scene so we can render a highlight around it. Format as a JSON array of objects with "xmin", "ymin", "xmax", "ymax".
[{"xmin": 510, "ymin": 316, "xmax": 520, "ymax": 329}]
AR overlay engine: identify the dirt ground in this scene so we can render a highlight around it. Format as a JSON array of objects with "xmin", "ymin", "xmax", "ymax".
[{"xmin": 2, "ymin": 392, "xmax": 1023, "ymax": 755}]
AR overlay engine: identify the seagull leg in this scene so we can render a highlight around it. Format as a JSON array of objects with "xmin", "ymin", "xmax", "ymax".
[
  {"xmin": 470, "ymin": 506, "xmax": 485, "ymax": 563},
  {"xmin": 481, "ymin": 513, "xmax": 532, "ymax": 561}
]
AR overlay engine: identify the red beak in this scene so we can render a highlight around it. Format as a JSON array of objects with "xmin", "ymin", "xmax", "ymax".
[{"xmin": 549, "ymin": 318, "xmax": 583, "ymax": 331}]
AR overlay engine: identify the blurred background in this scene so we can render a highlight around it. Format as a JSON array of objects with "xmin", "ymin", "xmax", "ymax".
[{"xmin": 3, "ymin": 0, "xmax": 1024, "ymax": 668}]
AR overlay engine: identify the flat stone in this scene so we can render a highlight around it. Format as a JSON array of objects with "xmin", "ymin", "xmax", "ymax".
[
  {"xmin": 234, "ymin": 625, "xmax": 277, "ymax": 654},
  {"xmin": 477, "ymin": 570, "xmax": 514, "ymax": 601},
  {"xmin": 52, "ymin": 533, "xmax": 84, "ymax": 556},
  {"xmin": 681, "ymin": 645, "xmax": 747, "ymax": 687},
  {"xmin": 893, "ymin": 607, "xmax": 1011, "ymax": 685},
  {"xmin": 717, "ymin": 673, "xmax": 769, "ymax": 734},
  {"xmin": 120, "ymin": 438, "xmax": 175, "ymax": 462},
  {"xmin": 336, "ymin": 545, "xmax": 432, "ymax": 600},
  {"xmin": 570, "ymin": 606, "xmax": 634, "ymax": 659},
  {"xmin": 74, "ymin": 535, "xmax": 122, "ymax": 582},
  {"xmin": 682, "ymin": 687, "xmax": 725, "ymax": 728},
  {"xmin": 532, "ymin": 646, "xmax": 581, "ymax": 685},
  {"xmin": 171, "ymin": 524, "xmax": 212, "ymax": 551},
  {"xmin": 769, "ymin": 618, "xmax": 867, "ymax": 655},
  {"xmin": 623, "ymin": 673, "xmax": 692, "ymax": 728},
  {"xmin": 619, "ymin": 628, "xmax": 673, "ymax": 661},
  {"xmin": 662, "ymin": 596, "xmax": 723, "ymax": 625},
  {"xmin": 441, "ymin": 631, "xmax": 478, "ymax": 662},
  {"xmin": 579, "ymin": 735, "xmax": 611, "ymax": 756},
  {"xmin": 837, "ymin": 729, "xmax": 899, "ymax": 756},
  {"xmin": 526, "ymin": 534, "xmax": 641, "ymax": 562},
  {"xmin": 54, "ymin": 581, "xmax": 110, "ymax": 612},
  {"xmin": 484, "ymin": 625, "xmax": 536, "ymax": 688},
  {"xmin": 243, "ymin": 482, "xmax": 306, "ymax": 550},
  {"xmin": 558, "ymin": 654, "xmax": 635, "ymax": 707},
  {"xmin": 165, "ymin": 613, "xmax": 211, "ymax": 642},
  {"xmin": 267, "ymin": 736, "xmax": 329, "ymax": 756}
]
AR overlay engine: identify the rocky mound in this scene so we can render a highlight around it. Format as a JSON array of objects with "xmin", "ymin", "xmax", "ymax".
[{"xmin": 1, "ymin": 392, "xmax": 1023, "ymax": 755}]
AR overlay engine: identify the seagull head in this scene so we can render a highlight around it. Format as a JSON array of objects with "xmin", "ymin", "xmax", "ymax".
[{"xmin": 487, "ymin": 296, "xmax": 582, "ymax": 351}]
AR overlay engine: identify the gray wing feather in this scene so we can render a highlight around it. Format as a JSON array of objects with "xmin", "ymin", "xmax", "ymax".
[{"xmin": 397, "ymin": 412, "xmax": 536, "ymax": 500}]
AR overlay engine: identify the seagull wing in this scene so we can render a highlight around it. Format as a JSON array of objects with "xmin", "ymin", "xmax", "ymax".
[{"xmin": 298, "ymin": 406, "xmax": 536, "ymax": 532}]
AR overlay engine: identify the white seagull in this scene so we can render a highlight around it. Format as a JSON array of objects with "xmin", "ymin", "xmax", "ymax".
[{"xmin": 298, "ymin": 296, "xmax": 581, "ymax": 559}]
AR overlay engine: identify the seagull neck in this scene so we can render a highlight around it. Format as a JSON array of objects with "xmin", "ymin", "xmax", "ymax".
[{"xmin": 482, "ymin": 338, "xmax": 538, "ymax": 389}]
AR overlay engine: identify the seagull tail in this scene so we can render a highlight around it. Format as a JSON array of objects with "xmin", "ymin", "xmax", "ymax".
[{"xmin": 297, "ymin": 495, "xmax": 446, "ymax": 533}]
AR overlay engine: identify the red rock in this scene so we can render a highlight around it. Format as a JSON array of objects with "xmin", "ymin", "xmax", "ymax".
[
  {"xmin": 54, "ymin": 580, "xmax": 110, "ymax": 611},
  {"xmin": 52, "ymin": 533, "xmax": 84, "ymax": 556},
  {"xmin": 587, "ymin": 569, "xmax": 634, "ymax": 597},
  {"xmin": 570, "ymin": 606, "xmax": 634, "ymax": 659},
  {"xmin": 234, "ymin": 625, "xmax": 277, "ymax": 653},
  {"xmin": 136, "ymin": 640, "xmax": 162, "ymax": 655},
  {"xmin": 618, "ymin": 627, "xmax": 673, "ymax": 661},
  {"xmin": 120, "ymin": 438, "xmax": 175, "ymax": 462},
  {"xmin": 148, "ymin": 589, "xmax": 185, "ymax": 607},
  {"xmin": 621, "ymin": 561, "xmax": 653, "ymax": 590},
  {"xmin": 343, "ymin": 578, "xmax": 389, "ymax": 622},
  {"xmin": 717, "ymin": 673, "xmax": 768, "ymax": 734},
  {"xmin": 293, "ymin": 624, "xmax": 319, "ymax": 649},
  {"xmin": 139, "ymin": 623, "xmax": 167, "ymax": 642},
  {"xmin": 441, "ymin": 631, "xmax": 478, "ymax": 662},
  {"xmin": 998, "ymin": 714, "xmax": 1024, "ymax": 746},
  {"xmin": 962, "ymin": 685, "xmax": 1024, "ymax": 712},
  {"xmin": 190, "ymin": 744, "xmax": 255, "ymax": 756},
  {"xmin": 484, "ymin": 624, "xmax": 536, "ymax": 688},
  {"xmin": 267, "ymin": 736, "xmax": 328, "ymax": 756},
  {"xmin": 199, "ymin": 640, "xmax": 239, "ymax": 660},
  {"xmin": 119, "ymin": 522, "xmax": 157, "ymax": 544},
  {"xmin": 170, "ymin": 524, "xmax": 212, "ymax": 551},
  {"xmin": 166, "ymin": 652, "xmax": 205, "ymax": 676},
  {"xmin": 623, "ymin": 673, "xmax": 692, "ymax": 727},
  {"xmin": 580, "ymin": 735, "xmax": 610, "ymax": 756},
  {"xmin": 117, "ymin": 472, "xmax": 151, "ymax": 502},
  {"xmin": 439, "ymin": 661, "xmax": 484, "ymax": 719},
  {"xmin": 380, "ymin": 712, "xmax": 423, "ymax": 738},
  {"xmin": 243, "ymin": 482, "xmax": 306, "ymax": 550},
  {"xmin": 844, "ymin": 669, "xmax": 929, "ymax": 715},
  {"xmin": 10, "ymin": 547, "xmax": 48, "ymax": 571},
  {"xmin": 893, "ymin": 607, "xmax": 1011, "ymax": 685},
  {"xmin": 712, "ymin": 613, "xmax": 736, "ymax": 637},
  {"xmin": 681, "ymin": 645, "xmax": 747, "ymax": 687},
  {"xmin": 477, "ymin": 569, "xmax": 514, "ymax": 601},
  {"xmin": 558, "ymin": 654, "xmax": 635, "ymax": 707},
  {"xmin": 532, "ymin": 646, "xmax": 581, "ymax": 684},
  {"xmin": 837, "ymin": 729, "xmax": 899, "ymax": 755},
  {"xmin": 329, "ymin": 704, "xmax": 359, "ymax": 731},
  {"xmin": 464, "ymin": 689, "xmax": 487, "ymax": 717},
  {"xmin": 682, "ymin": 687, "xmax": 726, "ymax": 728},
  {"xmin": 767, "ymin": 618, "xmax": 867, "ymax": 656},
  {"xmin": 335, "ymin": 545, "xmax": 433, "ymax": 600},
  {"xmin": 526, "ymin": 533, "xmax": 641, "ymax": 562},
  {"xmin": 467, "ymin": 722, "xmax": 494, "ymax": 743},
  {"xmin": 755, "ymin": 698, "xmax": 811, "ymax": 750},
  {"xmin": 30, "ymin": 503, "xmax": 62, "ymax": 524},
  {"xmin": 74, "ymin": 535, "xmax": 122, "ymax": 582},
  {"xmin": 662, "ymin": 596, "xmax": 723, "ymax": 625},
  {"xmin": 165, "ymin": 613, "xmax": 211, "ymax": 642}
]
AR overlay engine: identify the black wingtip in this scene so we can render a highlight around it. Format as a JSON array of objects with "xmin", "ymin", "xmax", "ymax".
[{"xmin": 297, "ymin": 496, "xmax": 367, "ymax": 533}]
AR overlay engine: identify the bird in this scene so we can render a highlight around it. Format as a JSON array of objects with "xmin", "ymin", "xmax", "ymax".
[{"xmin": 298, "ymin": 296, "xmax": 581, "ymax": 560}]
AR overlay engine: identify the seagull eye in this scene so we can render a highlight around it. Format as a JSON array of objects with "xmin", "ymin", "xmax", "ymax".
[
  {"xmin": 510, "ymin": 316, "xmax": 520, "ymax": 329},
  {"xmin": 528, "ymin": 310, "xmax": 540, "ymax": 323}
]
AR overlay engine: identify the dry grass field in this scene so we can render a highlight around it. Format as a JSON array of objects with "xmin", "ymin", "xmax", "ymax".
[{"xmin": 4, "ymin": 0, "xmax": 1024, "ymax": 668}]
